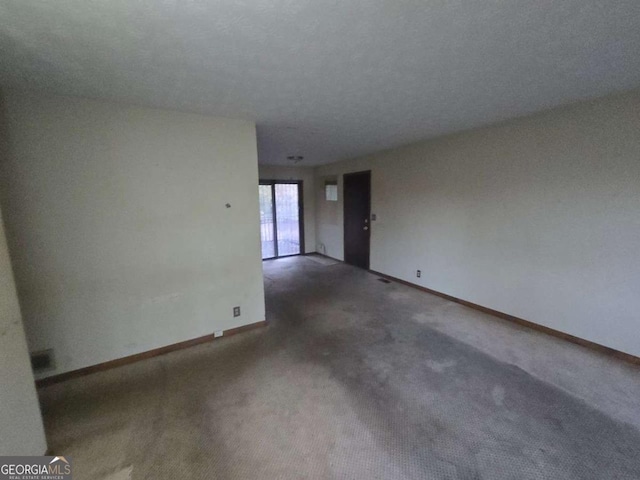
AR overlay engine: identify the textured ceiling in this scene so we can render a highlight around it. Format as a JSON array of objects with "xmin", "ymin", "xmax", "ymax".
[{"xmin": 1, "ymin": 1, "xmax": 639, "ymax": 166}]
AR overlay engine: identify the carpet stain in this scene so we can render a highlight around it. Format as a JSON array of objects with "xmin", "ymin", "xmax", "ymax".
[
  {"xmin": 425, "ymin": 359, "xmax": 457, "ymax": 373},
  {"xmin": 388, "ymin": 290, "xmax": 411, "ymax": 300},
  {"xmin": 492, "ymin": 385, "xmax": 506, "ymax": 406}
]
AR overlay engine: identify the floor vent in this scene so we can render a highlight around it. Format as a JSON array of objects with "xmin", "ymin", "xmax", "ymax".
[
  {"xmin": 377, "ymin": 278, "xmax": 392, "ymax": 284},
  {"xmin": 31, "ymin": 349, "xmax": 55, "ymax": 373}
]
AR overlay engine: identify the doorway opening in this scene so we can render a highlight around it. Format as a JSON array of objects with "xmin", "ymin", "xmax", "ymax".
[
  {"xmin": 259, "ymin": 181, "xmax": 304, "ymax": 259},
  {"xmin": 343, "ymin": 171, "xmax": 371, "ymax": 269}
]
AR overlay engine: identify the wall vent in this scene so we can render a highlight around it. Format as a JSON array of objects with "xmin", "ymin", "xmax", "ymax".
[{"xmin": 30, "ymin": 349, "xmax": 55, "ymax": 373}]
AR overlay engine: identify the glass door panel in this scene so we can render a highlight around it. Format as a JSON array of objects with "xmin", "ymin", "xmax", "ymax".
[
  {"xmin": 259, "ymin": 184, "xmax": 275, "ymax": 259},
  {"xmin": 275, "ymin": 183, "xmax": 301, "ymax": 256}
]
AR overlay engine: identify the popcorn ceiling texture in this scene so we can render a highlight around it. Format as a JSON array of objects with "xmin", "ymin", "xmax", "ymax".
[{"xmin": 1, "ymin": 0, "xmax": 639, "ymax": 165}]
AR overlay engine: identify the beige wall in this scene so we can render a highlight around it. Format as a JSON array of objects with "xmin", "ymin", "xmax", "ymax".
[
  {"xmin": 0, "ymin": 208, "xmax": 47, "ymax": 455},
  {"xmin": 258, "ymin": 165, "xmax": 316, "ymax": 254},
  {"xmin": 0, "ymin": 92, "xmax": 265, "ymax": 378},
  {"xmin": 316, "ymin": 89, "xmax": 640, "ymax": 357}
]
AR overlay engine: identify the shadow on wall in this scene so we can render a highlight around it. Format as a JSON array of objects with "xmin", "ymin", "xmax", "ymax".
[{"xmin": 0, "ymin": 90, "xmax": 23, "ymax": 317}]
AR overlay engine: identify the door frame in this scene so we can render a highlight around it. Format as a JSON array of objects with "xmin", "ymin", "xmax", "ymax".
[
  {"xmin": 259, "ymin": 180, "xmax": 305, "ymax": 259},
  {"xmin": 343, "ymin": 170, "xmax": 371, "ymax": 269}
]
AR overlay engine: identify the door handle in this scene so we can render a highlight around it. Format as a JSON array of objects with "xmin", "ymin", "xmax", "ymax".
[{"xmin": 363, "ymin": 226, "xmax": 369, "ymax": 231}]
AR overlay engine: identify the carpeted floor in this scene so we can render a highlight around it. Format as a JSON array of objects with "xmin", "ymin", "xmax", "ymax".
[
  {"xmin": 39, "ymin": 257, "xmax": 640, "ymax": 479},
  {"xmin": 303, "ymin": 253, "xmax": 340, "ymax": 266}
]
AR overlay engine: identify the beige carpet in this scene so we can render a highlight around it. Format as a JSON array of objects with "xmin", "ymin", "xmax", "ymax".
[{"xmin": 303, "ymin": 253, "xmax": 340, "ymax": 266}]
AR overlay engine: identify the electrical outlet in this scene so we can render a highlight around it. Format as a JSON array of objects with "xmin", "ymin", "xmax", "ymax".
[
  {"xmin": 214, "ymin": 330, "xmax": 223, "ymax": 338},
  {"xmin": 416, "ymin": 270, "xmax": 421, "ymax": 278},
  {"xmin": 30, "ymin": 349, "xmax": 55, "ymax": 373},
  {"xmin": 233, "ymin": 306, "xmax": 241, "ymax": 317}
]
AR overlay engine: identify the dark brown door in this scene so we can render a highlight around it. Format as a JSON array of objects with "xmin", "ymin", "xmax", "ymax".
[{"xmin": 343, "ymin": 171, "xmax": 371, "ymax": 269}]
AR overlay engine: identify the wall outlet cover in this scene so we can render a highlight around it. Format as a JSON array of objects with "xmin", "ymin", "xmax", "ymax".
[
  {"xmin": 30, "ymin": 349, "xmax": 55, "ymax": 373},
  {"xmin": 233, "ymin": 306, "xmax": 241, "ymax": 317}
]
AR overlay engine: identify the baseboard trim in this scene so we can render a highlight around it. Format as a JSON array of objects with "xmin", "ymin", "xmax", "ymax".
[
  {"xmin": 369, "ymin": 270, "xmax": 640, "ymax": 366},
  {"xmin": 36, "ymin": 320, "xmax": 268, "ymax": 387}
]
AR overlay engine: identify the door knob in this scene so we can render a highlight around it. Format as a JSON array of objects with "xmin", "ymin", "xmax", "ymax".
[{"xmin": 363, "ymin": 226, "xmax": 369, "ymax": 231}]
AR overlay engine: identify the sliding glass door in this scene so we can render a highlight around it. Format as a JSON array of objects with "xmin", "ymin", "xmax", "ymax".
[
  {"xmin": 259, "ymin": 185, "xmax": 276, "ymax": 258},
  {"xmin": 258, "ymin": 181, "xmax": 303, "ymax": 259}
]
